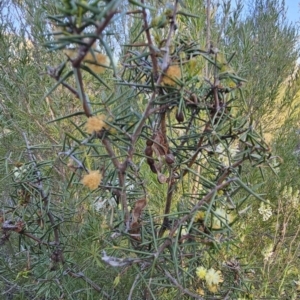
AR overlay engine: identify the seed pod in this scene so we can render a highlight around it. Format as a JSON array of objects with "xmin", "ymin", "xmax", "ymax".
[
  {"xmin": 147, "ymin": 159, "xmax": 157, "ymax": 173},
  {"xmin": 146, "ymin": 139, "xmax": 154, "ymax": 146},
  {"xmin": 190, "ymin": 93, "xmax": 198, "ymax": 103},
  {"xmin": 144, "ymin": 146, "xmax": 153, "ymax": 157},
  {"xmin": 165, "ymin": 153, "xmax": 175, "ymax": 165},
  {"xmin": 176, "ymin": 110, "xmax": 184, "ymax": 123},
  {"xmin": 150, "ymin": 164, "xmax": 157, "ymax": 173},
  {"xmin": 147, "ymin": 157, "xmax": 155, "ymax": 165},
  {"xmin": 157, "ymin": 172, "xmax": 167, "ymax": 184}
]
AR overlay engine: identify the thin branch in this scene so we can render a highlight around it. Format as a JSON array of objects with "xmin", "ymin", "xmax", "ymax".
[
  {"xmin": 128, "ymin": 274, "xmax": 140, "ymax": 300},
  {"xmin": 64, "ymin": 269, "xmax": 111, "ymax": 299},
  {"xmin": 206, "ymin": 0, "xmax": 211, "ymax": 52},
  {"xmin": 123, "ymin": 0, "xmax": 179, "ymax": 165},
  {"xmin": 141, "ymin": 0, "xmax": 159, "ymax": 78},
  {"xmin": 101, "ymin": 137, "xmax": 129, "ymax": 223},
  {"xmin": 61, "ymin": 81, "xmax": 80, "ymax": 98},
  {"xmin": 22, "ymin": 232, "xmax": 49, "ymax": 246},
  {"xmin": 205, "ymin": 0, "xmax": 211, "ymax": 77},
  {"xmin": 73, "ymin": 68, "xmax": 92, "ymax": 117},
  {"xmin": 47, "ymin": 64, "xmax": 80, "ymax": 99},
  {"xmin": 102, "ymin": 138, "xmax": 121, "ymax": 170},
  {"xmin": 160, "ymin": 1, "xmax": 179, "ymax": 72},
  {"xmin": 126, "ymin": 1, "xmax": 179, "ymax": 235},
  {"xmin": 159, "ymin": 170, "xmax": 175, "ymax": 237},
  {"xmin": 155, "ymin": 178, "xmax": 237, "ymax": 257},
  {"xmin": 116, "ymin": 1, "xmax": 181, "ymax": 224},
  {"xmin": 72, "ymin": 10, "xmax": 117, "ymax": 68},
  {"xmin": 163, "ymin": 268, "xmax": 204, "ymax": 299},
  {"xmin": 22, "ymin": 133, "xmax": 62, "ymax": 259}
]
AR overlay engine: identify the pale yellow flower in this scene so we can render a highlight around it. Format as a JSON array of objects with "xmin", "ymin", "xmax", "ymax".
[
  {"xmin": 205, "ymin": 268, "xmax": 223, "ymax": 286},
  {"xmin": 195, "ymin": 211, "xmax": 205, "ymax": 222},
  {"xmin": 283, "ymin": 186, "xmax": 300, "ymax": 209},
  {"xmin": 64, "ymin": 49, "xmax": 110, "ymax": 74},
  {"xmin": 196, "ymin": 287, "xmax": 205, "ymax": 296},
  {"xmin": 84, "ymin": 52, "xmax": 110, "ymax": 74},
  {"xmin": 217, "ymin": 190, "xmax": 224, "ymax": 196},
  {"xmin": 196, "ymin": 266, "xmax": 207, "ymax": 279},
  {"xmin": 258, "ymin": 202, "xmax": 272, "ymax": 221},
  {"xmin": 162, "ymin": 65, "xmax": 181, "ymax": 86},
  {"xmin": 81, "ymin": 170, "xmax": 102, "ymax": 190},
  {"xmin": 294, "ymin": 278, "xmax": 300, "ymax": 291},
  {"xmin": 85, "ymin": 115, "xmax": 106, "ymax": 134},
  {"xmin": 262, "ymin": 243, "xmax": 274, "ymax": 261},
  {"xmin": 207, "ymin": 284, "xmax": 219, "ymax": 293}
]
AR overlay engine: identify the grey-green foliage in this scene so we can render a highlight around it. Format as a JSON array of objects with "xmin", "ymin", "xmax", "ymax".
[
  {"xmin": 212, "ymin": 1, "xmax": 300, "ymax": 297},
  {"xmin": 0, "ymin": 3, "xmax": 84, "ymax": 298},
  {"xmin": 231, "ymin": 71, "xmax": 300, "ymax": 299},
  {"xmin": 218, "ymin": 0, "xmax": 299, "ymax": 126},
  {"xmin": 0, "ymin": 0, "xmax": 299, "ymax": 299}
]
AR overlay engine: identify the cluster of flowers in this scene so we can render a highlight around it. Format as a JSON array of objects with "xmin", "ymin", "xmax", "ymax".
[
  {"xmin": 258, "ymin": 201, "xmax": 272, "ymax": 221},
  {"xmin": 261, "ymin": 243, "xmax": 274, "ymax": 262},
  {"xmin": 282, "ymin": 186, "xmax": 300, "ymax": 210},
  {"xmin": 13, "ymin": 164, "xmax": 28, "ymax": 180},
  {"xmin": 85, "ymin": 114, "xmax": 108, "ymax": 135},
  {"xmin": 196, "ymin": 266, "xmax": 223, "ymax": 294}
]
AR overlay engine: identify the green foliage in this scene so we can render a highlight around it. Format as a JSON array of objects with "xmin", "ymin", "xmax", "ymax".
[
  {"xmin": 218, "ymin": 0, "xmax": 299, "ymax": 129},
  {"xmin": 0, "ymin": 0, "xmax": 299, "ymax": 299}
]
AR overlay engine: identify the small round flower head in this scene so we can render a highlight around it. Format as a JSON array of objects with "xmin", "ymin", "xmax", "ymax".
[
  {"xmin": 196, "ymin": 266, "xmax": 207, "ymax": 279},
  {"xmin": 13, "ymin": 165, "xmax": 28, "ymax": 180},
  {"xmin": 64, "ymin": 47, "xmax": 110, "ymax": 74},
  {"xmin": 162, "ymin": 65, "xmax": 181, "ymax": 86},
  {"xmin": 195, "ymin": 211, "xmax": 205, "ymax": 222},
  {"xmin": 258, "ymin": 202, "xmax": 272, "ymax": 221},
  {"xmin": 196, "ymin": 287, "xmax": 205, "ymax": 296},
  {"xmin": 81, "ymin": 170, "xmax": 102, "ymax": 190},
  {"xmin": 205, "ymin": 268, "xmax": 223, "ymax": 286},
  {"xmin": 293, "ymin": 277, "xmax": 300, "ymax": 291},
  {"xmin": 84, "ymin": 53, "xmax": 110, "ymax": 74},
  {"xmin": 262, "ymin": 243, "xmax": 274, "ymax": 261},
  {"xmin": 85, "ymin": 115, "xmax": 106, "ymax": 134},
  {"xmin": 207, "ymin": 283, "xmax": 219, "ymax": 293}
]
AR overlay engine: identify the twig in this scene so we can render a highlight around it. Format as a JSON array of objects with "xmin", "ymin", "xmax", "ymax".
[
  {"xmin": 125, "ymin": 0, "xmax": 179, "ymax": 162},
  {"xmin": 64, "ymin": 269, "xmax": 111, "ymax": 299},
  {"xmin": 155, "ymin": 178, "xmax": 237, "ymax": 257},
  {"xmin": 128, "ymin": 274, "xmax": 140, "ymax": 300},
  {"xmin": 101, "ymin": 137, "xmax": 128, "ymax": 223},
  {"xmin": 127, "ymin": 1, "xmax": 179, "ymax": 236},
  {"xmin": 22, "ymin": 232, "xmax": 49, "ymax": 246},
  {"xmin": 163, "ymin": 268, "xmax": 203, "ymax": 299},
  {"xmin": 46, "ymin": 65, "xmax": 80, "ymax": 99},
  {"xmin": 206, "ymin": 0, "xmax": 211, "ymax": 53},
  {"xmin": 141, "ymin": 0, "xmax": 159, "ymax": 78},
  {"xmin": 22, "ymin": 133, "xmax": 63, "ymax": 261},
  {"xmin": 102, "ymin": 138, "xmax": 121, "ymax": 170},
  {"xmin": 159, "ymin": 171, "xmax": 175, "ymax": 237},
  {"xmin": 73, "ymin": 68, "xmax": 92, "ymax": 117},
  {"xmin": 113, "ymin": 0, "xmax": 177, "ymax": 225},
  {"xmin": 72, "ymin": 10, "xmax": 117, "ymax": 68}
]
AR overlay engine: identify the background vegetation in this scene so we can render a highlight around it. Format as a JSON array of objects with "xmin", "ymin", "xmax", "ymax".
[{"xmin": 0, "ymin": 0, "xmax": 300, "ymax": 299}]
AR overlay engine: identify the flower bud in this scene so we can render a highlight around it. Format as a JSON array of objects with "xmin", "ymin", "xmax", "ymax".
[
  {"xmin": 176, "ymin": 111, "xmax": 184, "ymax": 123},
  {"xmin": 165, "ymin": 153, "xmax": 175, "ymax": 165}
]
